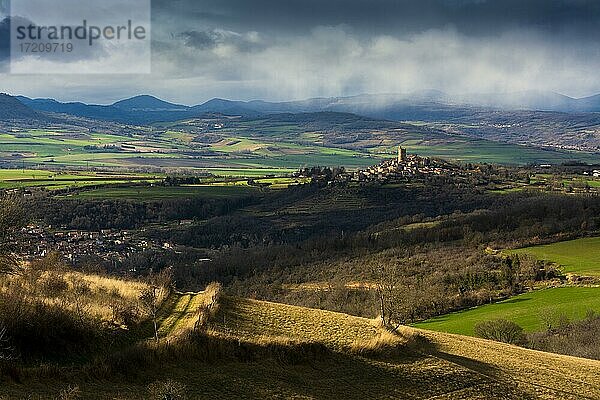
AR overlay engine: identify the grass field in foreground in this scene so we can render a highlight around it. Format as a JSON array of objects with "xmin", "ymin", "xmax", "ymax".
[
  {"xmin": 212, "ymin": 296, "xmax": 380, "ymax": 349},
  {"xmin": 510, "ymin": 236, "xmax": 600, "ymax": 276},
  {"xmin": 4, "ymin": 294, "xmax": 600, "ymax": 399},
  {"xmin": 413, "ymin": 287, "xmax": 600, "ymax": 335},
  {"xmin": 205, "ymin": 296, "xmax": 600, "ymax": 399}
]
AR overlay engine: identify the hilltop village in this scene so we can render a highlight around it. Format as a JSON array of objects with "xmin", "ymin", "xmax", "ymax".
[
  {"xmin": 336, "ymin": 147, "xmax": 480, "ymax": 184},
  {"xmin": 349, "ymin": 147, "xmax": 453, "ymax": 182}
]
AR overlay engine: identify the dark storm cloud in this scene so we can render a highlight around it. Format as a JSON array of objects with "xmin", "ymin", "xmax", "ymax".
[
  {"xmin": 0, "ymin": 18, "xmax": 8, "ymax": 58},
  {"xmin": 180, "ymin": 30, "xmax": 218, "ymax": 49},
  {"xmin": 153, "ymin": 0, "xmax": 600, "ymax": 38},
  {"xmin": 5, "ymin": 0, "xmax": 600, "ymax": 104},
  {"xmin": 179, "ymin": 29, "xmax": 264, "ymax": 52}
]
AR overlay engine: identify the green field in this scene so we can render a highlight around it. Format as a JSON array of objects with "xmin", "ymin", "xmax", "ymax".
[
  {"xmin": 0, "ymin": 166, "xmax": 308, "ymax": 197},
  {"xmin": 156, "ymin": 291, "xmax": 211, "ymax": 337},
  {"xmin": 511, "ymin": 236, "xmax": 600, "ymax": 276},
  {"xmin": 70, "ymin": 185, "xmax": 263, "ymax": 200},
  {"xmin": 0, "ymin": 169, "xmax": 161, "ymax": 190},
  {"xmin": 0, "ymin": 127, "xmax": 380, "ymax": 172},
  {"xmin": 3, "ymin": 116, "xmax": 600, "ymax": 175},
  {"xmin": 196, "ymin": 168, "xmax": 298, "ymax": 177},
  {"xmin": 395, "ymin": 135, "xmax": 600, "ymax": 165},
  {"xmin": 413, "ymin": 287, "xmax": 600, "ymax": 335},
  {"xmin": 369, "ymin": 127, "xmax": 600, "ymax": 165}
]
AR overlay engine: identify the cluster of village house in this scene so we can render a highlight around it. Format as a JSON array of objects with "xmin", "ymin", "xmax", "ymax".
[
  {"xmin": 19, "ymin": 225, "xmax": 173, "ymax": 264},
  {"xmin": 342, "ymin": 147, "xmax": 460, "ymax": 183}
]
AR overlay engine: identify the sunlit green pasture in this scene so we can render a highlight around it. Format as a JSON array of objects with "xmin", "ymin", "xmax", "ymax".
[
  {"xmin": 0, "ymin": 169, "xmax": 161, "ymax": 190},
  {"xmin": 510, "ymin": 237, "xmax": 600, "ymax": 277},
  {"xmin": 414, "ymin": 287, "xmax": 600, "ymax": 335}
]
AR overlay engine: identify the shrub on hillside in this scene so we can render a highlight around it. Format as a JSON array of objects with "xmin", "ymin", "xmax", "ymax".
[
  {"xmin": 147, "ymin": 379, "xmax": 187, "ymax": 400},
  {"xmin": 0, "ymin": 289, "xmax": 102, "ymax": 360},
  {"xmin": 0, "ymin": 252, "xmax": 148, "ymax": 362},
  {"xmin": 0, "ymin": 324, "xmax": 14, "ymax": 360},
  {"xmin": 39, "ymin": 271, "xmax": 69, "ymax": 298},
  {"xmin": 0, "ymin": 196, "xmax": 26, "ymax": 276},
  {"xmin": 110, "ymin": 299, "xmax": 140, "ymax": 327},
  {"xmin": 56, "ymin": 385, "xmax": 82, "ymax": 400},
  {"xmin": 538, "ymin": 308, "xmax": 571, "ymax": 332},
  {"xmin": 30, "ymin": 251, "xmax": 68, "ymax": 272},
  {"xmin": 193, "ymin": 282, "xmax": 222, "ymax": 332},
  {"xmin": 474, "ymin": 319, "xmax": 525, "ymax": 345},
  {"xmin": 528, "ymin": 311, "xmax": 600, "ymax": 360}
]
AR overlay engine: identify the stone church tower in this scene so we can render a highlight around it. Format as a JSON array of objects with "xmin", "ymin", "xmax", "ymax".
[{"xmin": 398, "ymin": 146, "xmax": 407, "ymax": 163}]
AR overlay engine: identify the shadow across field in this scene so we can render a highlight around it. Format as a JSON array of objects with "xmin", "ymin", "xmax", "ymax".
[
  {"xmin": 1, "ymin": 330, "xmax": 531, "ymax": 400},
  {"xmin": 433, "ymin": 350, "xmax": 502, "ymax": 380}
]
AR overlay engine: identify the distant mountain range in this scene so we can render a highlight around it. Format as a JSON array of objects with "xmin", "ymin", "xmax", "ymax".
[
  {"xmin": 6, "ymin": 90, "xmax": 600, "ymax": 126},
  {"xmin": 14, "ymin": 95, "xmax": 193, "ymax": 125},
  {"xmin": 457, "ymin": 91, "xmax": 600, "ymax": 114}
]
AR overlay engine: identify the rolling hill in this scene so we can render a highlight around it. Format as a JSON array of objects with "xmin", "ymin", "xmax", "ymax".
[
  {"xmin": 9, "ymin": 91, "xmax": 600, "ymax": 155},
  {"xmin": 16, "ymin": 96, "xmax": 193, "ymax": 125},
  {"xmin": 208, "ymin": 296, "xmax": 600, "ymax": 399},
  {"xmin": 0, "ymin": 93, "xmax": 41, "ymax": 120},
  {"xmin": 15, "ymin": 96, "xmax": 135, "ymax": 122},
  {"xmin": 112, "ymin": 95, "xmax": 189, "ymax": 112}
]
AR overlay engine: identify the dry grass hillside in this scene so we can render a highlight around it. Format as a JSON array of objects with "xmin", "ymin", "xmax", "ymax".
[
  {"xmin": 2, "ymin": 289, "xmax": 600, "ymax": 399},
  {"xmin": 416, "ymin": 328, "xmax": 600, "ymax": 399},
  {"xmin": 209, "ymin": 296, "xmax": 600, "ymax": 400},
  {"xmin": 0, "ymin": 255, "xmax": 166, "ymax": 330},
  {"xmin": 0, "ymin": 269, "xmax": 152, "ymax": 322}
]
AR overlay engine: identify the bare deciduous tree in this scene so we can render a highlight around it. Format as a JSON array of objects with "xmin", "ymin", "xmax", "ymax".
[
  {"xmin": 140, "ymin": 267, "xmax": 174, "ymax": 342},
  {"xmin": 152, "ymin": 267, "xmax": 174, "ymax": 292},
  {"xmin": 140, "ymin": 286, "xmax": 160, "ymax": 342},
  {"xmin": 370, "ymin": 261, "xmax": 406, "ymax": 332}
]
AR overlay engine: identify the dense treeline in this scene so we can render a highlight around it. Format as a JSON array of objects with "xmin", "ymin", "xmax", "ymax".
[
  {"xmin": 172, "ymin": 191, "xmax": 600, "ymax": 286},
  {"xmin": 528, "ymin": 312, "xmax": 600, "ymax": 360},
  {"xmin": 168, "ymin": 190, "xmax": 599, "ymax": 321},
  {"xmin": 370, "ymin": 192, "xmax": 600, "ymax": 250},
  {"xmin": 475, "ymin": 311, "xmax": 600, "ymax": 360},
  {"xmin": 27, "ymin": 194, "xmax": 261, "ymax": 230},
  {"xmin": 148, "ymin": 183, "xmax": 492, "ymax": 248},
  {"xmin": 213, "ymin": 246, "xmax": 558, "ymax": 322}
]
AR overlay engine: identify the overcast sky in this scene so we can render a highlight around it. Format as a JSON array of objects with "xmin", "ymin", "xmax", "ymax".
[{"xmin": 2, "ymin": 0, "xmax": 600, "ymax": 104}]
